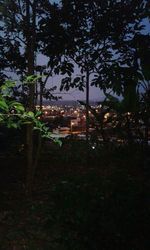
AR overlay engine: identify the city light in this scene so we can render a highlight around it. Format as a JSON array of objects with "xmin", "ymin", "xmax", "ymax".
[
  {"xmin": 36, "ymin": 104, "xmax": 102, "ymax": 136},
  {"xmin": 104, "ymin": 113, "xmax": 110, "ymax": 119}
]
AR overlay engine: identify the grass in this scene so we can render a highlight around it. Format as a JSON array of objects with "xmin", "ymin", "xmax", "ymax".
[{"xmin": 0, "ymin": 140, "xmax": 150, "ymax": 249}]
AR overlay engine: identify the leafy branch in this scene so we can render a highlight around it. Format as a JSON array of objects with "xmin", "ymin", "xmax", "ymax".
[{"xmin": 0, "ymin": 78, "xmax": 62, "ymax": 146}]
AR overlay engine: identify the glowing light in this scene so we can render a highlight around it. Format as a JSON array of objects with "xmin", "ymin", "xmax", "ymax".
[{"xmin": 104, "ymin": 113, "xmax": 110, "ymax": 119}]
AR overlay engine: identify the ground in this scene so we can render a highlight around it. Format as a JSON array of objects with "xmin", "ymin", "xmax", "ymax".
[{"xmin": 0, "ymin": 141, "xmax": 150, "ymax": 250}]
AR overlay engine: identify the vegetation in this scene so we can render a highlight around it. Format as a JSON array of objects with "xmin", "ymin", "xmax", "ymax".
[{"xmin": 0, "ymin": 77, "xmax": 61, "ymax": 194}]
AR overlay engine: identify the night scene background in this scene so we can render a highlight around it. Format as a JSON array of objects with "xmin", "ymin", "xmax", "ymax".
[{"xmin": 0, "ymin": 1, "xmax": 150, "ymax": 249}]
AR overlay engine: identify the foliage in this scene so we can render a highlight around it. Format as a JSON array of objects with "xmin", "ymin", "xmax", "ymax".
[
  {"xmin": 0, "ymin": 0, "xmax": 61, "ymax": 104},
  {"xmin": 0, "ymin": 0, "xmax": 149, "ymax": 101},
  {"xmin": 0, "ymin": 78, "xmax": 62, "ymax": 145},
  {"xmin": 38, "ymin": 0, "xmax": 149, "ymax": 96}
]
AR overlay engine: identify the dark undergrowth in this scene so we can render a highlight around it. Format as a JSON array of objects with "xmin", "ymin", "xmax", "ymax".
[{"xmin": 0, "ymin": 140, "xmax": 150, "ymax": 249}]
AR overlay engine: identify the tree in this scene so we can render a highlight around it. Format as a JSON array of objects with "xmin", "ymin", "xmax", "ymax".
[
  {"xmin": 133, "ymin": 34, "xmax": 150, "ymax": 144},
  {"xmin": 0, "ymin": 78, "xmax": 61, "ymax": 194},
  {"xmin": 39, "ymin": 0, "xmax": 148, "ymax": 144},
  {"xmin": 0, "ymin": 0, "xmax": 62, "ymax": 194}
]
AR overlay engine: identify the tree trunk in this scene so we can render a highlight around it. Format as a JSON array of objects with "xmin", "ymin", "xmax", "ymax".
[
  {"xmin": 32, "ymin": 73, "xmax": 43, "ymax": 182},
  {"xmin": 86, "ymin": 68, "xmax": 90, "ymax": 145},
  {"xmin": 126, "ymin": 115, "xmax": 133, "ymax": 145},
  {"xmin": 40, "ymin": 77, "xmax": 43, "ymax": 110},
  {"xmin": 85, "ymin": 67, "xmax": 90, "ymax": 166},
  {"xmin": 25, "ymin": 0, "xmax": 36, "ymax": 195}
]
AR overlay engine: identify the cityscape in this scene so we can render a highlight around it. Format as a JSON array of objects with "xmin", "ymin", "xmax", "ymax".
[
  {"xmin": 36, "ymin": 102, "xmax": 102, "ymax": 138},
  {"xmin": 36, "ymin": 101, "xmax": 150, "ymax": 144}
]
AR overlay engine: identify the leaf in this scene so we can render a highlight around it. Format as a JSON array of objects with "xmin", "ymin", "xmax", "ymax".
[
  {"xmin": 10, "ymin": 123, "xmax": 18, "ymax": 129},
  {"xmin": 27, "ymin": 111, "xmax": 35, "ymax": 118},
  {"xmin": 22, "ymin": 121, "xmax": 32, "ymax": 125},
  {"xmin": 79, "ymin": 85, "xmax": 84, "ymax": 91},
  {"xmin": 0, "ymin": 99, "xmax": 9, "ymax": 111},
  {"xmin": 9, "ymin": 101, "xmax": 25, "ymax": 112},
  {"xmin": 35, "ymin": 110, "xmax": 42, "ymax": 117},
  {"xmin": 0, "ymin": 114, "xmax": 4, "ymax": 122},
  {"xmin": 55, "ymin": 139, "xmax": 62, "ymax": 146},
  {"xmin": 24, "ymin": 75, "xmax": 42, "ymax": 85},
  {"xmin": 14, "ymin": 104, "xmax": 25, "ymax": 112},
  {"xmin": 73, "ymin": 77, "xmax": 81, "ymax": 84},
  {"xmin": 5, "ymin": 80, "xmax": 16, "ymax": 88}
]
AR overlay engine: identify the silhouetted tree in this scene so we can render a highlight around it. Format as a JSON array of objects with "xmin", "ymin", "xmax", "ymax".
[
  {"xmin": 0, "ymin": 0, "xmax": 61, "ymax": 194},
  {"xmin": 39, "ymin": 0, "xmax": 149, "ymax": 143}
]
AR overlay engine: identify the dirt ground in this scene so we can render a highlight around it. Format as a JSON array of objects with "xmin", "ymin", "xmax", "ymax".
[{"xmin": 0, "ymin": 143, "xmax": 150, "ymax": 250}]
